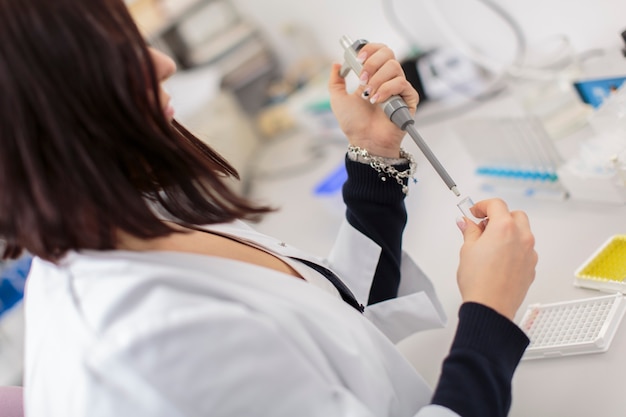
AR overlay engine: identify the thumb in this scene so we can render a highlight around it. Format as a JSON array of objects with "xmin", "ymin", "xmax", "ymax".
[
  {"xmin": 328, "ymin": 63, "xmax": 348, "ymax": 96},
  {"xmin": 456, "ymin": 216, "xmax": 483, "ymax": 242}
]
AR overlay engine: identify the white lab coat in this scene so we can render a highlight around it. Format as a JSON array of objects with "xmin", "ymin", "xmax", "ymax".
[{"xmin": 23, "ymin": 219, "xmax": 458, "ymax": 417}]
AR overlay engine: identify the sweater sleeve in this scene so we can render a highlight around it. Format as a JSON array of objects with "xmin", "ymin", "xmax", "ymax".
[
  {"xmin": 342, "ymin": 154, "xmax": 410, "ymax": 304},
  {"xmin": 431, "ymin": 302, "xmax": 530, "ymax": 417}
]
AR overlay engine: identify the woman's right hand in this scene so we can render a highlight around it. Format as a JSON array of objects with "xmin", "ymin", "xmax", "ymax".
[
  {"xmin": 327, "ymin": 43, "xmax": 418, "ymax": 158},
  {"xmin": 456, "ymin": 198, "xmax": 537, "ymax": 321}
]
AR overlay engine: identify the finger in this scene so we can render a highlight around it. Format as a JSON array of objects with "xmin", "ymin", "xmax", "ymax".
[
  {"xmin": 361, "ymin": 53, "xmax": 419, "ymax": 110},
  {"xmin": 371, "ymin": 75, "xmax": 419, "ymax": 110},
  {"xmin": 357, "ymin": 43, "xmax": 391, "ymax": 68},
  {"xmin": 470, "ymin": 198, "xmax": 510, "ymax": 220},
  {"xmin": 359, "ymin": 45, "xmax": 397, "ymax": 85},
  {"xmin": 367, "ymin": 60, "xmax": 405, "ymax": 86},
  {"xmin": 457, "ymin": 216, "xmax": 484, "ymax": 243},
  {"xmin": 511, "ymin": 209, "xmax": 531, "ymax": 230},
  {"xmin": 511, "ymin": 210, "xmax": 535, "ymax": 250},
  {"xmin": 360, "ymin": 43, "xmax": 395, "ymax": 71},
  {"xmin": 328, "ymin": 62, "xmax": 350, "ymax": 95}
]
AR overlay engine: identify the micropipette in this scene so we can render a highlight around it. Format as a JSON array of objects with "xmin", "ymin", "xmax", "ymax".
[
  {"xmin": 339, "ymin": 35, "xmax": 460, "ymax": 197},
  {"xmin": 340, "ymin": 36, "xmax": 490, "ymax": 224}
]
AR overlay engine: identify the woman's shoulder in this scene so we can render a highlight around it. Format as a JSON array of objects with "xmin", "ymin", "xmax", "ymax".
[{"xmin": 28, "ymin": 250, "xmax": 253, "ymax": 333}]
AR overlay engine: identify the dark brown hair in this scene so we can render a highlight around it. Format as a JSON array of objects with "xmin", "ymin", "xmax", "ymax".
[{"xmin": 0, "ymin": 0, "xmax": 272, "ymax": 261}]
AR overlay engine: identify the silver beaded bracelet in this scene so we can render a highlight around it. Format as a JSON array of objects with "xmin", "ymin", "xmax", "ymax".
[{"xmin": 347, "ymin": 145, "xmax": 417, "ymax": 195}]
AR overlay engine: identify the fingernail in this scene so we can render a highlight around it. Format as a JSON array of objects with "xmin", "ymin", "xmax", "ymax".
[
  {"xmin": 359, "ymin": 71, "xmax": 369, "ymax": 86},
  {"xmin": 369, "ymin": 94, "xmax": 379, "ymax": 104},
  {"xmin": 361, "ymin": 88, "xmax": 371, "ymax": 99},
  {"xmin": 357, "ymin": 52, "xmax": 367, "ymax": 63},
  {"xmin": 456, "ymin": 216, "xmax": 467, "ymax": 232}
]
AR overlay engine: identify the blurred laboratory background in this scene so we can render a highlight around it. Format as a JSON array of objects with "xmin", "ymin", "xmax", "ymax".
[{"xmin": 3, "ymin": 1, "xmax": 626, "ymax": 416}]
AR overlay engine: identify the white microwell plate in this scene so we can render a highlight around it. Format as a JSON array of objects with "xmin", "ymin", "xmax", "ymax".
[{"xmin": 519, "ymin": 293, "xmax": 626, "ymax": 360}]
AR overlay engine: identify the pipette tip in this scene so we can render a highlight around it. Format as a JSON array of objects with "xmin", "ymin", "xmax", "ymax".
[{"xmin": 451, "ymin": 186, "xmax": 460, "ymax": 197}]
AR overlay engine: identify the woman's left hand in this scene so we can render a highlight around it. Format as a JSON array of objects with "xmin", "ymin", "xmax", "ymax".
[{"xmin": 328, "ymin": 42, "xmax": 419, "ymax": 158}]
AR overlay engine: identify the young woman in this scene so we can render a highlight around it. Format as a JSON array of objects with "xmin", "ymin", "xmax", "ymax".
[{"xmin": 0, "ymin": 0, "xmax": 537, "ymax": 416}]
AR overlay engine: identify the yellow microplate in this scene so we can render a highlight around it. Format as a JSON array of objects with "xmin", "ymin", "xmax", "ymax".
[{"xmin": 576, "ymin": 235, "xmax": 626, "ymax": 282}]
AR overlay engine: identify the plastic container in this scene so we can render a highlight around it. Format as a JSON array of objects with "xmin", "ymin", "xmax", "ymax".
[
  {"xmin": 574, "ymin": 235, "xmax": 626, "ymax": 293},
  {"xmin": 519, "ymin": 293, "xmax": 626, "ymax": 360}
]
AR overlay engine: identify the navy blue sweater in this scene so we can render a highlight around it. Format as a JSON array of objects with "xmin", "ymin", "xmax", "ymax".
[{"xmin": 342, "ymin": 155, "xmax": 529, "ymax": 417}]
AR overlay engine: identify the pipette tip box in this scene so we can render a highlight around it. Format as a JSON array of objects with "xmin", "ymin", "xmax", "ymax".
[
  {"xmin": 519, "ymin": 293, "xmax": 626, "ymax": 360},
  {"xmin": 574, "ymin": 235, "xmax": 626, "ymax": 293}
]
